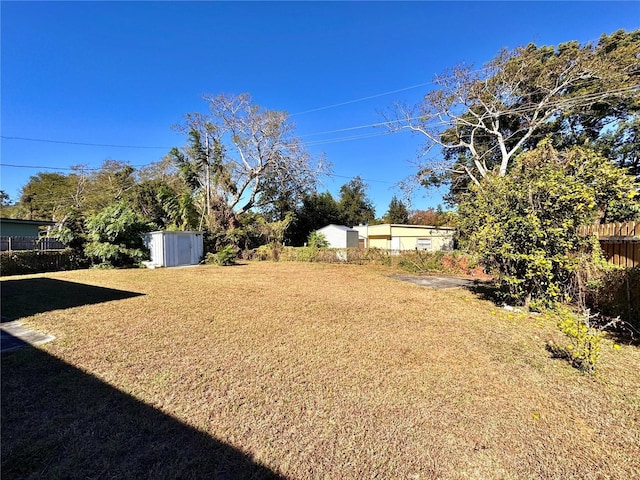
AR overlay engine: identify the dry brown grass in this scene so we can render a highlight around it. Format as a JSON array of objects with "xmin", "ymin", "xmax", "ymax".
[{"xmin": 2, "ymin": 262, "xmax": 639, "ymax": 479}]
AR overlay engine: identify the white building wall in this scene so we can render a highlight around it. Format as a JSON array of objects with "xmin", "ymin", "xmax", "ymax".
[
  {"xmin": 316, "ymin": 225, "xmax": 359, "ymax": 249},
  {"xmin": 145, "ymin": 231, "xmax": 166, "ymax": 266},
  {"xmin": 352, "ymin": 225, "xmax": 369, "ymax": 248}
]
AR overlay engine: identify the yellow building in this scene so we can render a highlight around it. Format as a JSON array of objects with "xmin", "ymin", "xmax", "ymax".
[{"xmin": 352, "ymin": 224, "xmax": 455, "ymax": 252}]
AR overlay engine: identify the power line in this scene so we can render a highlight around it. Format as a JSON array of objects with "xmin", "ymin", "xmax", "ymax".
[
  {"xmin": 0, "ymin": 162, "xmax": 396, "ymax": 189},
  {"xmin": 302, "ymin": 131, "xmax": 394, "ymax": 147},
  {"xmin": 0, "ymin": 162, "xmax": 153, "ymax": 171},
  {"xmin": 327, "ymin": 173, "xmax": 395, "ymax": 184},
  {"xmin": 0, "ymin": 163, "xmax": 101, "ymax": 171},
  {"xmin": 288, "ymin": 47, "xmax": 633, "ymax": 118},
  {"xmin": 290, "ymin": 80, "xmax": 436, "ymax": 116},
  {"xmin": 0, "ymin": 136, "xmax": 170, "ymax": 149},
  {"xmin": 3, "ymin": 86, "xmax": 636, "ymax": 154}
]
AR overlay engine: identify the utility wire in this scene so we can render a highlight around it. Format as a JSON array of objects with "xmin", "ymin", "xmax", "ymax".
[
  {"xmin": 0, "ymin": 162, "xmax": 154, "ymax": 171},
  {"xmin": 288, "ymin": 46, "xmax": 632, "ymax": 118},
  {"xmin": 0, "ymin": 163, "xmax": 396, "ymax": 191},
  {"xmin": 3, "ymin": 85, "xmax": 637, "ymax": 153},
  {"xmin": 0, "ymin": 136, "xmax": 170, "ymax": 149},
  {"xmin": 290, "ymin": 80, "xmax": 436, "ymax": 116},
  {"xmin": 327, "ymin": 173, "xmax": 395, "ymax": 184},
  {"xmin": 0, "ymin": 163, "xmax": 101, "ymax": 171}
]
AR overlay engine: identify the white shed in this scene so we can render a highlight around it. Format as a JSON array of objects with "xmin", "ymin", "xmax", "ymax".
[
  {"xmin": 315, "ymin": 224, "xmax": 359, "ymax": 249},
  {"xmin": 144, "ymin": 231, "xmax": 204, "ymax": 267}
]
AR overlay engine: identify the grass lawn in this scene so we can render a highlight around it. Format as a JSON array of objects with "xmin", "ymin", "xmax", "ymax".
[{"xmin": 2, "ymin": 262, "xmax": 639, "ymax": 479}]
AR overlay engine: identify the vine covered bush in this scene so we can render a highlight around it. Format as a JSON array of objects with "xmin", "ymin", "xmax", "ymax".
[{"xmin": 458, "ymin": 142, "xmax": 639, "ymax": 310}]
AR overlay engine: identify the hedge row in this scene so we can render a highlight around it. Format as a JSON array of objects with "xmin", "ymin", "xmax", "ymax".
[
  {"xmin": 244, "ymin": 246, "xmax": 487, "ymax": 277},
  {"xmin": 0, "ymin": 250, "xmax": 90, "ymax": 277}
]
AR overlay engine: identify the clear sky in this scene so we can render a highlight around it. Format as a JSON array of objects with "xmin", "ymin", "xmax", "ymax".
[{"xmin": 2, "ymin": 1, "xmax": 638, "ymax": 216}]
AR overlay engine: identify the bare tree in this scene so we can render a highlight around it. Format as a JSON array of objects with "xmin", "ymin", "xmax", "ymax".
[
  {"xmin": 173, "ymin": 93, "xmax": 329, "ymax": 230},
  {"xmin": 385, "ymin": 31, "xmax": 640, "ymax": 200}
]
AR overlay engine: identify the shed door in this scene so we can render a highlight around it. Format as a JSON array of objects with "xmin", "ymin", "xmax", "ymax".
[
  {"xmin": 391, "ymin": 237, "xmax": 401, "ymax": 251},
  {"xmin": 177, "ymin": 235, "xmax": 192, "ymax": 265}
]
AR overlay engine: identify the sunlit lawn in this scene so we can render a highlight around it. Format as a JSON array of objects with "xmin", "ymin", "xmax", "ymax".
[{"xmin": 2, "ymin": 262, "xmax": 639, "ymax": 479}]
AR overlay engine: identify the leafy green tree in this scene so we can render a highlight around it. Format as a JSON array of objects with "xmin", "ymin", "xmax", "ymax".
[
  {"xmin": 84, "ymin": 201, "xmax": 151, "ymax": 267},
  {"xmin": 408, "ymin": 206, "xmax": 456, "ymax": 227},
  {"xmin": 383, "ymin": 195, "xmax": 409, "ymax": 224},
  {"xmin": 18, "ymin": 172, "xmax": 76, "ymax": 220},
  {"xmin": 78, "ymin": 160, "xmax": 138, "ymax": 215},
  {"xmin": 337, "ymin": 176, "xmax": 376, "ymax": 227},
  {"xmin": 287, "ymin": 191, "xmax": 342, "ymax": 246},
  {"xmin": 0, "ymin": 190, "xmax": 19, "ymax": 217},
  {"xmin": 135, "ymin": 157, "xmax": 200, "ymax": 230},
  {"xmin": 458, "ymin": 141, "xmax": 639, "ymax": 308},
  {"xmin": 0, "ymin": 190, "xmax": 11, "ymax": 206},
  {"xmin": 597, "ymin": 117, "xmax": 639, "ymax": 179},
  {"xmin": 257, "ymin": 212, "xmax": 294, "ymax": 246}
]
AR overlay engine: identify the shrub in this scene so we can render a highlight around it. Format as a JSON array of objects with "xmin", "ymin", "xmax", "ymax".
[
  {"xmin": 204, "ymin": 245, "xmax": 237, "ymax": 266},
  {"xmin": 547, "ymin": 308, "xmax": 603, "ymax": 374},
  {"xmin": 345, "ymin": 247, "xmax": 392, "ymax": 266},
  {"xmin": 397, "ymin": 250, "xmax": 485, "ymax": 276},
  {"xmin": 84, "ymin": 202, "xmax": 151, "ymax": 267},
  {"xmin": 0, "ymin": 249, "xmax": 90, "ymax": 276},
  {"xmin": 307, "ymin": 231, "xmax": 329, "ymax": 249}
]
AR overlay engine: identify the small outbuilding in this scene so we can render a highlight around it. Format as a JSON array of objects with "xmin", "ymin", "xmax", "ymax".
[
  {"xmin": 315, "ymin": 224, "xmax": 359, "ymax": 249},
  {"xmin": 353, "ymin": 224, "xmax": 456, "ymax": 252},
  {"xmin": 143, "ymin": 231, "xmax": 204, "ymax": 267}
]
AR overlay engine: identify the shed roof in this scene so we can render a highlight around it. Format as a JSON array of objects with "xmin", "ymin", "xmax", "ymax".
[{"xmin": 147, "ymin": 230, "xmax": 204, "ymax": 235}]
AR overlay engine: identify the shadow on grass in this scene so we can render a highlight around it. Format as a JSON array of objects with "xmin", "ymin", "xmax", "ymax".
[
  {"xmin": 1, "ymin": 278, "xmax": 144, "ymax": 321},
  {"xmin": 465, "ymin": 281, "xmax": 503, "ymax": 305},
  {"xmin": 465, "ymin": 281, "xmax": 640, "ymax": 346},
  {"xmin": 1, "ymin": 346, "xmax": 285, "ymax": 479},
  {"xmin": 0, "ymin": 330, "xmax": 30, "ymax": 352}
]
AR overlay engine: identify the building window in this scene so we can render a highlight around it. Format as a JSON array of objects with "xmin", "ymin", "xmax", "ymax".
[{"xmin": 417, "ymin": 238, "xmax": 432, "ymax": 251}]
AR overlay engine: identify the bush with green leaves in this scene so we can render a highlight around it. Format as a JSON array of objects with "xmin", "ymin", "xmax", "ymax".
[
  {"xmin": 204, "ymin": 245, "xmax": 237, "ymax": 266},
  {"xmin": 397, "ymin": 250, "xmax": 485, "ymax": 276},
  {"xmin": 458, "ymin": 142, "xmax": 639, "ymax": 309},
  {"xmin": 84, "ymin": 201, "xmax": 151, "ymax": 267},
  {"xmin": 547, "ymin": 308, "xmax": 603, "ymax": 374},
  {"xmin": 0, "ymin": 249, "xmax": 89, "ymax": 276},
  {"xmin": 307, "ymin": 231, "xmax": 329, "ymax": 249}
]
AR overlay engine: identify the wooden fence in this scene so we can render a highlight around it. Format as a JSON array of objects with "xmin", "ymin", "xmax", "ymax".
[
  {"xmin": 0, "ymin": 236, "xmax": 65, "ymax": 252},
  {"xmin": 578, "ymin": 221, "xmax": 640, "ymax": 268}
]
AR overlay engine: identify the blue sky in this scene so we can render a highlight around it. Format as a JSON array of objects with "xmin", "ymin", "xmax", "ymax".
[{"xmin": 2, "ymin": 1, "xmax": 638, "ymax": 216}]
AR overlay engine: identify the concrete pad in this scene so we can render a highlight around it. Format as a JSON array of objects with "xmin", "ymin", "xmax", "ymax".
[
  {"xmin": 1, "ymin": 320, "xmax": 55, "ymax": 353},
  {"xmin": 390, "ymin": 274, "xmax": 478, "ymax": 289}
]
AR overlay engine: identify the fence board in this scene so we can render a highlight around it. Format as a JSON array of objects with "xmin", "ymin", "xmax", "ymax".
[
  {"xmin": 578, "ymin": 221, "xmax": 640, "ymax": 268},
  {"xmin": 0, "ymin": 236, "xmax": 65, "ymax": 252}
]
